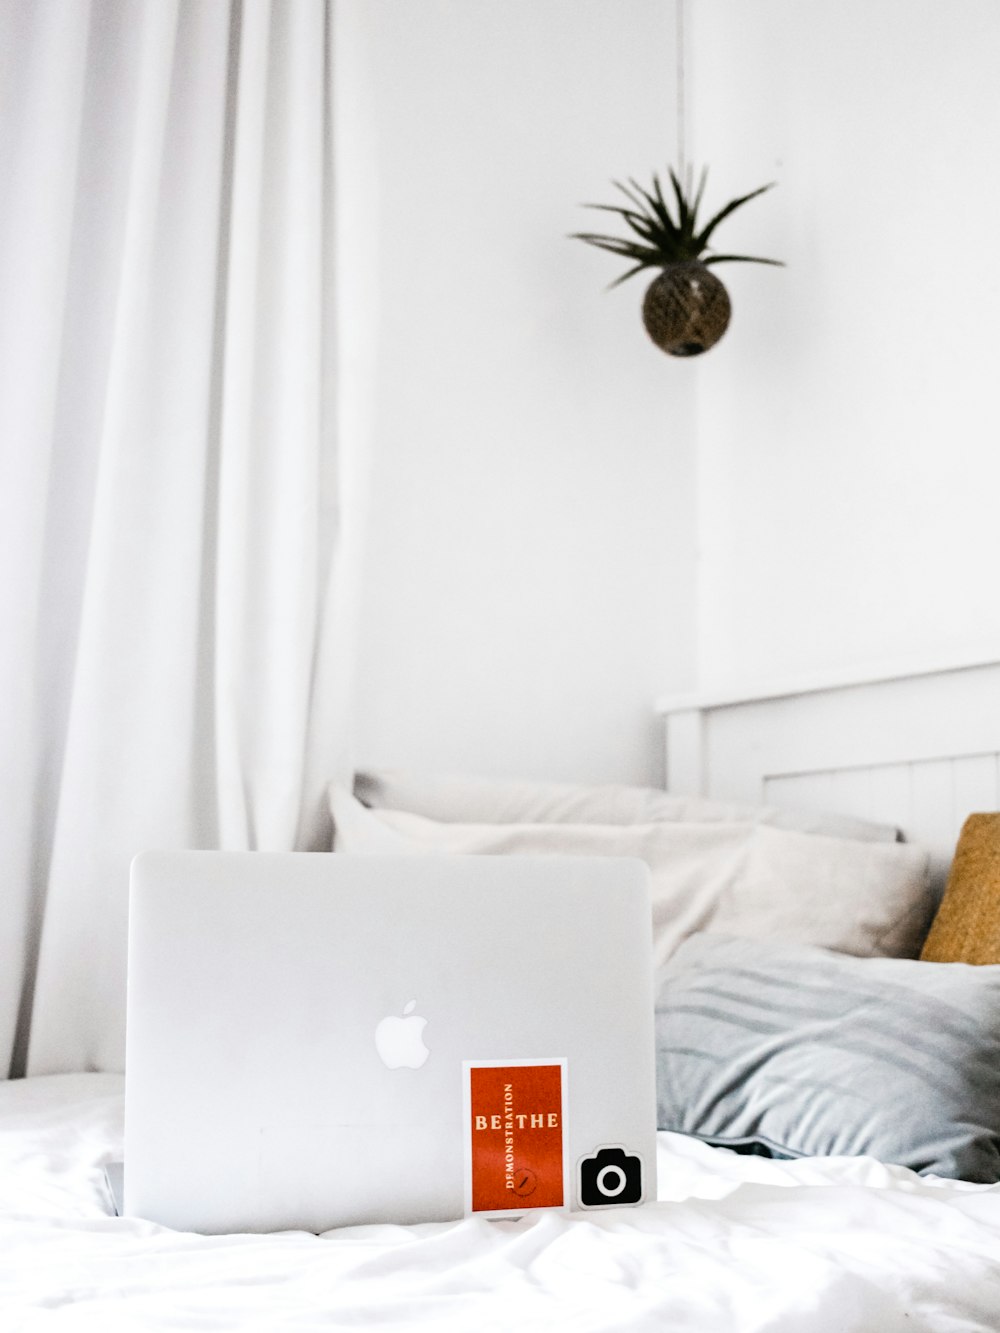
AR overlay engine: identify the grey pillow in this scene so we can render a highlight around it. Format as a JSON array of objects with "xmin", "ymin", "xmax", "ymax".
[{"xmin": 656, "ymin": 933, "xmax": 1000, "ymax": 1182}]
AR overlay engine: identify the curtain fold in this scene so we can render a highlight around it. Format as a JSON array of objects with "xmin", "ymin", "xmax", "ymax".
[{"xmin": 0, "ymin": 0, "xmax": 348, "ymax": 1078}]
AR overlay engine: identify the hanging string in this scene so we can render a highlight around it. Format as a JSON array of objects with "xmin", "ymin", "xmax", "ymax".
[{"xmin": 676, "ymin": 0, "xmax": 690, "ymax": 193}]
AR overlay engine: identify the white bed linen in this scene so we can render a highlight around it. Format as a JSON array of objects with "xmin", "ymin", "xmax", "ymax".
[{"xmin": 3, "ymin": 1075, "xmax": 1000, "ymax": 1332}]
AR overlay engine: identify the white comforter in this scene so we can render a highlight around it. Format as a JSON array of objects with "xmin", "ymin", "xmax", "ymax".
[{"xmin": 3, "ymin": 1075, "xmax": 1000, "ymax": 1331}]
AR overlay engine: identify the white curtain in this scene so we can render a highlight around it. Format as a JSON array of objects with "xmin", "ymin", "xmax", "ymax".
[{"xmin": 0, "ymin": 0, "xmax": 352, "ymax": 1078}]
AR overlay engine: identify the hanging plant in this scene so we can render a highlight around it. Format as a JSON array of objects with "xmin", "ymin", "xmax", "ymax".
[{"xmin": 572, "ymin": 168, "xmax": 782, "ymax": 357}]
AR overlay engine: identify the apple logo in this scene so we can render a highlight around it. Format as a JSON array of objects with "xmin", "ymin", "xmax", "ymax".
[{"xmin": 374, "ymin": 999, "xmax": 430, "ymax": 1069}]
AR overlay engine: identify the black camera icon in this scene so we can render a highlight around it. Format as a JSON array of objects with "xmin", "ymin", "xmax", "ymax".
[{"xmin": 578, "ymin": 1145, "xmax": 643, "ymax": 1207}]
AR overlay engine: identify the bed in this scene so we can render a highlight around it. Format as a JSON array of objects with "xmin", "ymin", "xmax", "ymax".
[
  {"xmin": 4, "ymin": 1073, "xmax": 1000, "ymax": 1330},
  {"xmin": 4, "ymin": 658, "xmax": 1000, "ymax": 1331}
]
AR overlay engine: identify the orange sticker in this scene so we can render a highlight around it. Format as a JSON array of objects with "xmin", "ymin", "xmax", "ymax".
[{"xmin": 466, "ymin": 1061, "xmax": 566, "ymax": 1214}]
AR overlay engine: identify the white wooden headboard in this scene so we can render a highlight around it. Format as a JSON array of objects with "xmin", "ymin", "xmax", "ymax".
[{"xmin": 656, "ymin": 652, "xmax": 1000, "ymax": 894}]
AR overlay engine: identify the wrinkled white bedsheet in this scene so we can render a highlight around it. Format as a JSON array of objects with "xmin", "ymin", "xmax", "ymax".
[{"xmin": 3, "ymin": 1075, "xmax": 1000, "ymax": 1331}]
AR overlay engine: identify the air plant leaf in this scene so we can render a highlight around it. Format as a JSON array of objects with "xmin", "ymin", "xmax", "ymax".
[
  {"xmin": 628, "ymin": 177, "xmax": 678, "ymax": 239},
  {"xmin": 573, "ymin": 165, "xmax": 781, "ymax": 286},
  {"xmin": 612, "ymin": 179, "xmax": 654, "ymax": 215},
  {"xmin": 694, "ymin": 182, "xmax": 776, "ymax": 252},
  {"xmin": 607, "ymin": 261, "xmax": 653, "ymax": 290},
  {"xmin": 691, "ymin": 167, "xmax": 708, "ymax": 227},
  {"xmin": 667, "ymin": 169, "xmax": 694, "ymax": 245},
  {"xmin": 569, "ymin": 234, "xmax": 664, "ymax": 265},
  {"xmin": 583, "ymin": 204, "xmax": 660, "ymax": 244},
  {"xmin": 700, "ymin": 253, "xmax": 786, "ymax": 267},
  {"xmin": 654, "ymin": 172, "xmax": 684, "ymax": 235}
]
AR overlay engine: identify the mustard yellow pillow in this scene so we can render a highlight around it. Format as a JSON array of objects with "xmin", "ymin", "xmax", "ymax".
[{"xmin": 921, "ymin": 814, "xmax": 1000, "ymax": 963}]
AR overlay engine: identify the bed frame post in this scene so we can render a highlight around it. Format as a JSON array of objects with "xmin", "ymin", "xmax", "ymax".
[{"xmin": 664, "ymin": 706, "xmax": 706, "ymax": 796}]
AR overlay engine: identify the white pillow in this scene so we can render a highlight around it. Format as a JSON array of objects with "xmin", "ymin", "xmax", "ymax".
[
  {"xmin": 707, "ymin": 823, "xmax": 934, "ymax": 960},
  {"xmin": 329, "ymin": 788, "xmax": 932, "ymax": 966},
  {"xmin": 353, "ymin": 769, "xmax": 899, "ymax": 843}
]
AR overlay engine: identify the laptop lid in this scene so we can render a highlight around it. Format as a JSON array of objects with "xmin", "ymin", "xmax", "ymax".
[{"xmin": 124, "ymin": 851, "xmax": 656, "ymax": 1233}]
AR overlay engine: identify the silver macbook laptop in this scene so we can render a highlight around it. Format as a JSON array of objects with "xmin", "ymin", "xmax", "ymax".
[{"xmin": 124, "ymin": 851, "xmax": 656, "ymax": 1233}]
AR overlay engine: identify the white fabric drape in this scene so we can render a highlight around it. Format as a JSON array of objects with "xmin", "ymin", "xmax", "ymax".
[{"xmin": 0, "ymin": 0, "xmax": 350, "ymax": 1077}]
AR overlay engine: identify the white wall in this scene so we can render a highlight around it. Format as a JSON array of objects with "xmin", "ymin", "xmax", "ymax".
[
  {"xmin": 689, "ymin": 0, "xmax": 1000, "ymax": 692},
  {"xmin": 336, "ymin": 0, "xmax": 697, "ymax": 786},
  {"xmin": 336, "ymin": 0, "xmax": 996, "ymax": 785}
]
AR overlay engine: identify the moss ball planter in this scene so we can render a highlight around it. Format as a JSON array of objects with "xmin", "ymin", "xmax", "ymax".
[{"xmin": 573, "ymin": 168, "xmax": 782, "ymax": 358}]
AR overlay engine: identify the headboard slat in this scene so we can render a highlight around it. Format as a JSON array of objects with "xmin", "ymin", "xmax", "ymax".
[{"xmin": 658, "ymin": 658, "xmax": 1000, "ymax": 893}]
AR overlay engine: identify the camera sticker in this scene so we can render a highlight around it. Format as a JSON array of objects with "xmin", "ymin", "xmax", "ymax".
[
  {"xmin": 577, "ymin": 1144, "xmax": 645, "ymax": 1209},
  {"xmin": 463, "ymin": 1059, "xmax": 568, "ymax": 1218}
]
